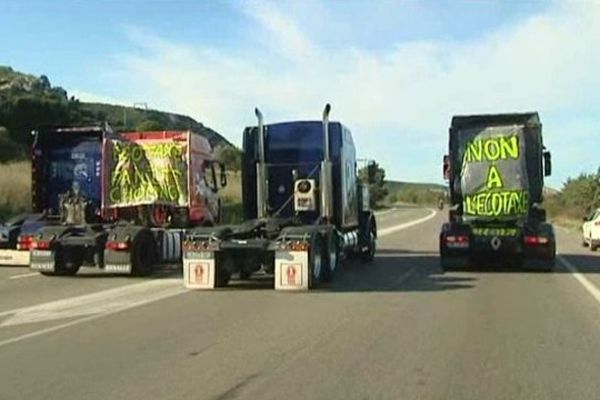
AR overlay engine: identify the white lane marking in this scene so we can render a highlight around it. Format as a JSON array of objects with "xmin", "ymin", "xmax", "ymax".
[
  {"xmin": 558, "ymin": 255, "xmax": 600, "ymax": 305},
  {"xmin": 8, "ymin": 272, "xmax": 39, "ymax": 280},
  {"xmin": 0, "ymin": 279, "xmax": 184, "ymax": 327},
  {"xmin": 378, "ymin": 209, "xmax": 437, "ymax": 237},
  {"xmin": 395, "ymin": 266, "xmax": 417, "ymax": 284},
  {"xmin": 0, "ymin": 286, "xmax": 184, "ymax": 349},
  {"xmin": 374, "ymin": 208, "xmax": 397, "ymax": 216}
]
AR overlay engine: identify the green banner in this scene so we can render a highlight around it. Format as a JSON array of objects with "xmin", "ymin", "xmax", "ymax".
[
  {"xmin": 458, "ymin": 126, "xmax": 530, "ymax": 219},
  {"xmin": 105, "ymin": 140, "xmax": 188, "ymax": 207}
]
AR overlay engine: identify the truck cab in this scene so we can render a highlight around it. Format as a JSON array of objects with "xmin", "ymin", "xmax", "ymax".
[
  {"xmin": 183, "ymin": 105, "xmax": 377, "ymax": 291},
  {"xmin": 439, "ymin": 113, "xmax": 556, "ymax": 271},
  {"xmin": 0, "ymin": 124, "xmax": 111, "ymax": 266}
]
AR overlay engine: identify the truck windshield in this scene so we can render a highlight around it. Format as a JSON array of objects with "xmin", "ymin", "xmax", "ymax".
[
  {"xmin": 265, "ymin": 123, "xmax": 323, "ymax": 165},
  {"xmin": 457, "ymin": 125, "xmax": 530, "ymax": 221}
]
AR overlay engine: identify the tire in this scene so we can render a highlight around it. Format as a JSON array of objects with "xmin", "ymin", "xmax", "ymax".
[
  {"xmin": 591, "ymin": 242, "xmax": 599, "ymax": 252},
  {"xmin": 239, "ymin": 269, "xmax": 251, "ymax": 280},
  {"xmin": 582, "ymin": 237, "xmax": 589, "ymax": 247},
  {"xmin": 215, "ymin": 269, "xmax": 231, "ymax": 287},
  {"xmin": 44, "ymin": 248, "xmax": 83, "ymax": 276},
  {"xmin": 309, "ymin": 235, "xmax": 324, "ymax": 289},
  {"xmin": 360, "ymin": 230, "xmax": 376, "ymax": 263},
  {"xmin": 131, "ymin": 231, "xmax": 157, "ymax": 276},
  {"xmin": 322, "ymin": 231, "xmax": 340, "ymax": 283}
]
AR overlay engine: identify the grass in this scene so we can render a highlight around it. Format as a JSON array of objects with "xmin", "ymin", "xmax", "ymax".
[{"xmin": 0, "ymin": 160, "xmax": 31, "ymax": 220}]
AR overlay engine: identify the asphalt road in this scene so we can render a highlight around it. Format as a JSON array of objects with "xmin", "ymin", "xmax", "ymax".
[{"xmin": 2, "ymin": 206, "xmax": 600, "ymax": 400}]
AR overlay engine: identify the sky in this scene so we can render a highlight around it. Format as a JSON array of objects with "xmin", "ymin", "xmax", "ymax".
[{"xmin": 0, "ymin": 0, "xmax": 599, "ymax": 187}]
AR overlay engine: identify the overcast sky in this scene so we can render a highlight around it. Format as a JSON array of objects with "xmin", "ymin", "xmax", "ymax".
[{"xmin": 1, "ymin": 0, "xmax": 598, "ymax": 187}]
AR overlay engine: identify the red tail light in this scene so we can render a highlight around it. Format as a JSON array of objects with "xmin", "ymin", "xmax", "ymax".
[
  {"xmin": 595, "ymin": 221, "xmax": 600, "ymax": 226},
  {"xmin": 17, "ymin": 234, "xmax": 34, "ymax": 250},
  {"xmin": 524, "ymin": 235, "xmax": 549, "ymax": 246},
  {"xmin": 30, "ymin": 240, "xmax": 52, "ymax": 250},
  {"xmin": 106, "ymin": 241, "xmax": 130, "ymax": 251},
  {"xmin": 446, "ymin": 235, "xmax": 469, "ymax": 243}
]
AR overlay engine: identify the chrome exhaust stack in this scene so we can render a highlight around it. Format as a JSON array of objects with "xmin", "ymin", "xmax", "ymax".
[
  {"xmin": 320, "ymin": 104, "xmax": 333, "ymax": 221},
  {"xmin": 255, "ymin": 107, "xmax": 268, "ymax": 219}
]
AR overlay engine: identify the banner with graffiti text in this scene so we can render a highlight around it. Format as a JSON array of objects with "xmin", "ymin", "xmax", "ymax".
[
  {"xmin": 458, "ymin": 125, "xmax": 529, "ymax": 219},
  {"xmin": 104, "ymin": 140, "xmax": 188, "ymax": 208}
]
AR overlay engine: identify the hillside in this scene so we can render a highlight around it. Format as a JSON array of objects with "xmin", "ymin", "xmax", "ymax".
[{"xmin": 0, "ymin": 66, "xmax": 231, "ymax": 161}]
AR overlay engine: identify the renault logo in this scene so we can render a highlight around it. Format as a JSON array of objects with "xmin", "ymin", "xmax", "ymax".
[{"xmin": 490, "ymin": 236, "xmax": 502, "ymax": 250}]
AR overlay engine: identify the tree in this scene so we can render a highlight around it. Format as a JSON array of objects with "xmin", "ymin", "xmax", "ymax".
[
  {"xmin": 215, "ymin": 145, "xmax": 242, "ymax": 171},
  {"xmin": 358, "ymin": 162, "xmax": 388, "ymax": 208},
  {"xmin": 0, "ymin": 127, "xmax": 22, "ymax": 162},
  {"xmin": 135, "ymin": 119, "xmax": 164, "ymax": 132}
]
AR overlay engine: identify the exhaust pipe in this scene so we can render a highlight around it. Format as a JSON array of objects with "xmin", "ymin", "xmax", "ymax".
[
  {"xmin": 321, "ymin": 104, "xmax": 333, "ymax": 221},
  {"xmin": 255, "ymin": 108, "xmax": 268, "ymax": 219}
]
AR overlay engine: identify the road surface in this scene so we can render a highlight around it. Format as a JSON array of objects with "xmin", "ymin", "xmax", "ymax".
[{"xmin": 1, "ymin": 206, "xmax": 600, "ymax": 400}]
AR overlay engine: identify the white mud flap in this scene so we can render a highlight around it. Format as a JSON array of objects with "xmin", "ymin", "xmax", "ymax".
[
  {"xmin": 29, "ymin": 250, "xmax": 54, "ymax": 272},
  {"xmin": 275, "ymin": 250, "xmax": 310, "ymax": 291},
  {"xmin": 183, "ymin": 252, "xmax": 216, "ymax": 289},
  {"xmin": 0, "ymin": 249, "xmax": 30, "ymax": 266}
]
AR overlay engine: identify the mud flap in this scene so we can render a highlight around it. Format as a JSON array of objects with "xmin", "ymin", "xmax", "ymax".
[
  {"xmin": 275, "ymin": 250, "xmax": 310, "ymax": 291},
  {"xmin": 0, "ymin": 250, "xmax": 30, "ymax": 266},
  {"xmin": 30, "ymin": 250, "xmax": 55, "ymax": 272},
  {"xmin": 183, "ymin": 252, "xmax": 216, "ymax": 289}
]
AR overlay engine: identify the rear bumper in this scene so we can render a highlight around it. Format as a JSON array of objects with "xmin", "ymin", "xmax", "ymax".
[{"xmin": 0, "ymin": 249, "xmax": 30, "ymax": 266}]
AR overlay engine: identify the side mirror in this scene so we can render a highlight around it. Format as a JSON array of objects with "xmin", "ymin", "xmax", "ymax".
[
  {"xmin": 443, "ymin": 155, "xmax": 451, "ymax": 180},
  {"xmin": 219, "ymin": 163, "xmax": 227, "ymax": 188},
  {"xmin": 543, "ymin": 151, "xmax": 552, "ymax": 177},
  {"xmin": 367, "ymin": 162, "xmax": 377, "ymax": 184}
]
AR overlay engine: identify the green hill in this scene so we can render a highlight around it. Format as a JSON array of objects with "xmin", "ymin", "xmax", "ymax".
[
  {"xmin": 385, "ymin": 180, "xmax": 447, "ymax": 206},
  {"xmin": 0, "ymin": 66, "xmax": 231, "ymax": 162}
]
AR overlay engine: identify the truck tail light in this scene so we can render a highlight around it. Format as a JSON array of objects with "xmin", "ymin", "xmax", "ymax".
[
  {"xmin": 106, "ymin": 241, "xmax": 130, "ymax": 251},
  {"xmin": 446, "ymin": 235, "xmax": 469, "ymax": 244},
  {"xmin": 595, "ymin": 221, "xmax": 600, "ymax": 226},
  {"xmin": 17, "ymin": 234, "xmax": 34, "ymax": 250},
  {"xmin": 288, "ymin": 241, "xmax": 309, "ymax": 251},
  {"xmin": 30, "ymin": 240, "xmax": 52, "ymax": 250},
  {"xmin": 183, "ymin": 240, "xmax": 217, "ymax": 252},
  {"xmin": 445, "ymin": 235, "xmax": 469, "ymax": 248},
  {"xmin": 523, "ymin": 236, "xmax": 549, "ymax": 246}
]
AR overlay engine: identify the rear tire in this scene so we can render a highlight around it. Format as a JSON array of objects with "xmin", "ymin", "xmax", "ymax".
[
  {"xmin": 131, "ymin": 231, "xmax": 157, "ymax": 276},
  {"xmin": 322, "ymin": 231, "xmax": 340, "ymax": 283},
  {"xmin": 45, "ymin": 248, "xmax": 83, "ymax": 276},
  {"xmin": 309, "ymin": 235, "xmax": 324, "ymax": 289},
  {"xmin": 361, "ymin": 230, "xmax": 376, "ymax": 263}
]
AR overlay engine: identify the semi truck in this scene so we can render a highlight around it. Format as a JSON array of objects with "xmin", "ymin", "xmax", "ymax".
[
  {"xmin": 182, "ymin": 104, "xmax": 377, "ymax": 290},
  {"xmin": 28, "ymin": 127, "xmax": 225, "ymax": 276},
  {"xmin": 439, "ymin": 113, "xmax": 556, "ymax": 271},
  {"xmin": 0, "ymin": 124, "xmax": 112, "ymax": 267}
]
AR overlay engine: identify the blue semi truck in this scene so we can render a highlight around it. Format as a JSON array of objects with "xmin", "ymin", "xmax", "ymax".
[
  {"xmin": 0, "ymin": 125, "xmax": 109, "ymax": 266},
  {"xmin": 182, "ymin": 104, "xmax": 377, "ymax": 290}
]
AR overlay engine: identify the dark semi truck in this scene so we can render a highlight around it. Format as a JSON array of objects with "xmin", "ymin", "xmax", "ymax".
[
  {"xmin": 439, "ymin": 113, "xmax": 556, "ymax": 271},
  {"xmin": 182, "ymin": 104, "xmax": 377, "ymax": 290}
]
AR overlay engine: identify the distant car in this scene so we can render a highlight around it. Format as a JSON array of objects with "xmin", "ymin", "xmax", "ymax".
[{"xmin": 582, "ymin": 208, "xmax": 600, "ymax": 251}]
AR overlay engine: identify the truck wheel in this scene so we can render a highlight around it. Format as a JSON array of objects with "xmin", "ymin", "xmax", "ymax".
[
  {"xmin": 322, "ymin": 231, "xmax": 340, "ymax": 282},
  {"xmin": 131, "ymin": 232, "xmax": 156, "ymax": 276},
  {"xmin": 47, "ymin": 248, "xmax": 83, "ymax": 276},
  {"xmin": 361, "ymin": 230, "xmax": 376, "ymax": 263},
  {"xmin": 309, "ymin": 235, "xmax": 324, "ymax": 288},
  {"xmin": 215, "ymin": 268, "xmax": 231, "ymax": 287}
]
